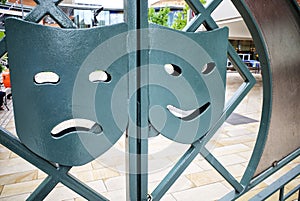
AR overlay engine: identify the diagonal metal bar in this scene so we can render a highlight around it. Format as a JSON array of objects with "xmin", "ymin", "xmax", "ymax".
[
  {"xmin": 25, "ymin": 0, "xmax": 75, "ymax": 28},
  {"xmin": 220, "ymin": 149, "xmax": 300, "ymax": 201},
  {"xmin": 184, "ymin": 0, "xmax": 223, "ymax": 32},
  {"xmin": 47, "ymin": 4, "xmax": 76, "ymax": 28},
  {"xmin": 0, "ymin": 128, "xmax": 109, "ymax": 201},
  {"xmin": 0, "ymin": 0, "xmax": 75, "ymax": 69},
  {"xmin": 151, "ymin": 141, "xmax": 202, "ymax": 201},
  {"xmin": 187, "ymin": 0, "xmax": 223, "ymax": 14},
  {"xmin": 249, "ymin": 165, "xmax": 300, "ymax": 201},
  {"xmin": 59, "ymin": 169, "xmax": 109, "ymax": 201},
  {"xmin": 200, "ymin": 147, "xmax": 244, "ymax": 193},
  {"xmin": 182, "ymin": 0, "xmax": 257, "ymax": 195},
  {"xmin": 24, "ymin": 5, "xmax": 48, "ymax": 23},
  {"xmin": 27, "ymin": 175, "xmax": 63, "ymax": 201},
  {"xmin": 186, "ymin": 6, "xmax": 256, "ymax": 115}
]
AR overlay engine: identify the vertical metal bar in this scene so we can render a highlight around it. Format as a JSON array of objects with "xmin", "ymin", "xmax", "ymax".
[
  {"xmin": 279, "ymin": 187, "xmax": 284, "ymax": 201},
  {"xmin": 125, "ymin": 0, "xmax": 149, "ymax": 200}
]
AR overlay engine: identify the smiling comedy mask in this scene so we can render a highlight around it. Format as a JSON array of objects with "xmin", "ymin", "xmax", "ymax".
[{"xmin": 147, "ymin": 25, "xmax": 228, "ymax": 144}]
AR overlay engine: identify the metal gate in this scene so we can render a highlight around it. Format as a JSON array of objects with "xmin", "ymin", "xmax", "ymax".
[{"xmin": 0, "ymin": 0, "xmax": 299, "ymax": 200}]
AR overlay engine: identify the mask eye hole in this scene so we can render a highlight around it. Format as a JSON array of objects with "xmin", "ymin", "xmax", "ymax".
[
  {"xmin": 202, "ymin": 62, "xmax": 216, "ymax": 75},
  {"xmin": 34, "ymin": 72, "xmax": 60, "ymax": 84},
  {"xmin": 164, "ymin": 64, "xmax": 182, "ymax": 76},
  {"xmin": 89, "ymin": 70, "xmax": 111, "ymax": 83}
]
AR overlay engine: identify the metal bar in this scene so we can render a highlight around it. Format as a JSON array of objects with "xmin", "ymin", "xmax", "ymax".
[
  {"xmin": 48, "ymin": 4, "xmax": 76, "ymax": 28},
  {"xmin": 200, "ymin": 82, "xmax": 252, "ymax": 147},
  {"xmin": 229, "ymin": 0, "xmax": 273, "ymax": 189},
  {"xmin": 200, "ymin": 147, "xmax": 244, "ymax": 193},
  {"xmin": 220, "ymin": 149, "xmax": 300, "ymax": 201},
  {"xmin": 0, "ymin": 128, "xmax": 61, "ymax": 174},
  {"xmin": 184, "ymin": 3, "xmax": 257, "ymax": 123},
  {"xmin": 250, "ymin": 149, "xmax": 300, "ymax": 188},
  {"xmin": 279, "ymin": 187, "xmax": 284, "ymax": 201},
  {"xmin": 183, "ymin": 0, "xmax": 223, "ymax": 32},
  {"xmin": 59, "ymin": 169, "xmax": 109, "ymax": 201},
  {"xmin": 26, "ymin": 176, "xmax": 59, "ymax": 201},
  {"xmin": 0, "ymin": 128, "xmax": 109, "ymax": 200},
  {"xmin": 283, "ymin": 184, "xmax": 300, "ymax": 200},
  {"xmin": 125, "ymin": 0, "xmax": 149, "ymax": 200},
  {"xmin": 248, "ymin": 164, "xmax": 300, "ymax": 201},
  {"xmin": 24, "ymin": 0, "xmax": 75, "ymax": 28},
  {"xmin": 151, "ymin": 141, "xmax": 202, "ymax": 201},
  {"xmin": 227, "ymin": 44, "xmax": 255, "ymax": 82},
  {"xmin": 24, "ymin": 5, "xmax": 45, "ymax": 23},
  {"xmin": 184, "ymin": 1, "xmax": 257, "ymax": 89}
]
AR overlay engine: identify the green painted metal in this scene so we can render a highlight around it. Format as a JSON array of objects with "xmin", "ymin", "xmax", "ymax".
[
  {"xmin": 148, "ymin": 0, "xmax": 258, "ymax": 198},
  {"xmin": 284, "ymin": 184, "xmax": 300, "ymax": 200},
  {"xmin": 5, "ymin": 18, "xmax": 128, "ymax": 166},
  {"xmin": 151, "ymin": 141, "xmax": 202, "ymax": 200},
  {"xmin": 249, "ymin": 165, "xmax": 300, "ymax": 201},
  {"xmin": 230, "ymin": 0, "xmax": 272, "ymax": 188},
  {"xmin": 26, "ymin": 0, "xmax": 75, "ymax": 28},
  {"xmin": 0, "ymin": 0, "xmax": 282, "ymax": 200},
  {"xmin": 0, "ymin": 127, "xmax": 109, "ymax": 200},
  {"xmin": 125, "ymin": 0, "xmax": 149, "ymax": 200},
  {"xmin": 148, "ymin": 25, "xmax": 228, "ymax": 144},
  {"xmin": 200, "ymin": 147, "xmax": 244, "ymax": 193},
  {"xmin": 184, "ymin": 0, "xmax": 271, "ymax": 195},
  {"xmin": 221, "ymin": 148, "xmax": 300, "ymax": 201}
]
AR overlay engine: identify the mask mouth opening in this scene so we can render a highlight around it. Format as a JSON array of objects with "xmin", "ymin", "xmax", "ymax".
[
  {"xmin": 167, "ymin": 102, "xmax": 211, "ymax": 121},
  {"xmin": 51, "ymin": 119, "xmax": 103, "ymax": 138}
]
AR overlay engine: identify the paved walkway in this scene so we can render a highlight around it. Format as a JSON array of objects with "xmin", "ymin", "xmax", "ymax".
[
  {"xmin": 0, "ymin": 73, "xmax": 298, "ymax": 201},
  {"xmin": 0, "ymin": 98, "xmax": 13, "ymax": 128}
]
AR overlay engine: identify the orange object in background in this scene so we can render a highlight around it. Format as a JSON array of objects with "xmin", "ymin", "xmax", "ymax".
[{"xmin": 2, "ymin": 69, "xmax": 11, "ymax": 88}]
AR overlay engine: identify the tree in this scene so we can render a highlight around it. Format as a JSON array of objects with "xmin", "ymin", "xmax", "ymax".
[
  {"xmin": 172, "ymin": 0, "xmax": 207, "ymax": 30},
  {"xmin": 171, "ymin": 4, "xmax": 189, "ymax": 30},
  {"xmin": 148, "ymin": 7, "xmax": 171, "ymax": 27},
  {"xmin": 148, "ymin": 0, "xmax": 207, "ymax": 30}
]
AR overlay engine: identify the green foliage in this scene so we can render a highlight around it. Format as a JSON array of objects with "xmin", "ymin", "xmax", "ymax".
[
  {"xmin": 1, "ymin": 0, "xmax": 6, "ymax": 5},
  {"xmin": 0, "ymin": 53, "xmax": 7, "ymax": 73},
  {"xmin": 171, "ymin": 4, "xmax": 188, "ymax": 30},
  {"xmin": 148, "ymin": 0, "xmax": 207, "ymax": 30},
  {"xmin": 172, "ymin": 0, "xmax": 206, "ymax": 30},
  {"xmin": 148, "ymin": 7, "xmax": 170, "ymax": 27},
  {"xmin": 0, "ymin": 31, "xmax": 5, "ymax": 40}
]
